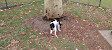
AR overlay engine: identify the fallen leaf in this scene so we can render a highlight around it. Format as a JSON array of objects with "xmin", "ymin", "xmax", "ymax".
[
  {"xmin": 39, "ymin": 33, "xmax": 42, "ymax": 35},
  {"xmin": 20, "ymin": 32, "xmax": 26, "ymax": 34},
  {"xmin": 54, "ymin": 47, "xmax": 57, "ymax": 50},
  {"xmin": 29, "ymin": 10, "xmax": 31, "ymax": 12},
  {"xmin": 0, "ymin": 9, "xmax": 3, "ymax": 11},
  {"xmin": 33, "ymin": 1, "xmax": 35, "ymax": 2},
  {"xmin": 29, "ymin": 35, "xmax": 35, "ymax": 38},
  {"xmin": 99, "ymin": 48, "xmax": 102, "ymax": 50},
  {"xmin": 83, "ymin": 20, "xmax": 86, "ymax": 22},
  {"xmin": 76, "ymin": 48, "xmax": 78, "ymax": 50},
  {"xmin": 48, "ymin": 45, "xmax": 51, "ymax": 47},
  {"xmin": 107, "ymin": 9, "xmax": 112, "ymax": 12},
  {"xmin": 11, "ymin": 40, "xmax": 19, "ymax": 44}
]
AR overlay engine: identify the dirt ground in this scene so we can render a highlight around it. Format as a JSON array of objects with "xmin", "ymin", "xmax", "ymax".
[{"xmin": 24, "ymin": 12, "xmax": 112, "ymax": 50}]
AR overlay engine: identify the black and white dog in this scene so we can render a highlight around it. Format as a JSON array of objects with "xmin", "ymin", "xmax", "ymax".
[{"xmin": 50, "ymin": 18, "xmax": 62, "ymax": 38}]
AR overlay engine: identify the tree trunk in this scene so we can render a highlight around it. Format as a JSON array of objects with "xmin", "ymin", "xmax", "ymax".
[{"xmin": 44, "ymin": 0, "xmax": 63, "ymax": 19}]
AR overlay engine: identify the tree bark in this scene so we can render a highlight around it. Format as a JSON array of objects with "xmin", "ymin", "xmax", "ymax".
[{"xmin": 44, "ymin": 0, "xmax": 63, "ymax": 19}]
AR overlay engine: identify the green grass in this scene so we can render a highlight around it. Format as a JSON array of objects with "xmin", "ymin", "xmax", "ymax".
[
  {"xmin": 65, "ymin": 4, "xmax": 83, "ymax": 18},
  {"xmin": 0, "ymin": 1, "xmax": 44, "ymax": 49},
  {"xmin": 0, "ymin": 40, "xmax": 9, "ymax": 47},
  {"xmin": 64, "ymin": 1, "xmax": 112, "ymax": 29},
  {"xmin": 0, "ymin": 0, "xmax": 42, "ymax": 7},
  {"xmin": 71, "ymin": 0, "xmax": 112, "ymax": 8},
  {"xmin": 101, "ymin": 0, "xmax": 112, "ymax": 8}
]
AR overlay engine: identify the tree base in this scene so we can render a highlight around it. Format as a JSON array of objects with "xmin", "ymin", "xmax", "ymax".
[
  {"xmin": 43, "ymin": 15, "xmax": 50, "ymax": 21},
  {"xmin": 43, "ymin": 15, "xmax": 66, "ymax": 21}
]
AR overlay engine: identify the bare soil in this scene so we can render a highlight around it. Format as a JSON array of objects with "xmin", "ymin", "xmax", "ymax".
[{"xmin": 24, "ymin": 12, "xmax": 112, "ymax": 50}]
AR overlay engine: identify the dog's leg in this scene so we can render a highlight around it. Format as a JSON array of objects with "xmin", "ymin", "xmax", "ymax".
[
  {"xmin": 50, "ymin": 29, "xmax": 53, "ymax": 34},
  {"xmin": 58, "ymin": 24, "xmax": 61, "ymax": 31},
  {"xmin": 54, "ymin": 27, "xmax": 58, "ymax": 38}
]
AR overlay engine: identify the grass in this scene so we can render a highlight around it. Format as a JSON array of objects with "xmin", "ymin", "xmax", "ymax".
[
  {"xmin": 0, "ymin": 1, "xmax": 88, "ymax": 50},
  {"xmin": 65, "ymin": 5, "xmax": 83, "ymax": 18},
  {"xmin": 0, "ymin": 1, "xmax": 43, "ymax": 49},
  {"xmin": 0, "ymin": 0, "xmax": 41, "ymax": 7},
  {"xmin": 64, "ymin": 2, "xmax": 112, "ymax": 29},
  {"xmin": 102, "ymin": 0, "xmax": 112, "ymax": 8},
  {"xmin": 70, "ymin": 0, "xmax": 112, "ymax": 8}
]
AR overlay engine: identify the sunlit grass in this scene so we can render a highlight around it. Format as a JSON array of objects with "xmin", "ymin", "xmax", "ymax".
[
  {"xmin": 70, "ymin": 0, "xmax": 112, "ymax": 8},
  {"xmin": 63, "ymin": 2, "xmax": 112, "ymax": 29},
  {"xmin": 0, "ymin": 0, "xmax": 42, "ymax": 7}
]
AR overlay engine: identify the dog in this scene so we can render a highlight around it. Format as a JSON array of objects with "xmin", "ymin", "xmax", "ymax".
[{"xmin": 50, "ymin": 18, "xmax": 62, "ymax": 38}]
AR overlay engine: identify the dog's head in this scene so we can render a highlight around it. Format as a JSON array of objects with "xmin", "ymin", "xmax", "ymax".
[
  {"xmin": 60, "ymin": 23, "xmax": 62, "ymax": 28},
  {"xmin": 55, "ymin": 18, "xmax": 60, "ymax": 22},
  {"xmin": 50, "ymin": 23, "xmax": 55, "ymax": 30}
]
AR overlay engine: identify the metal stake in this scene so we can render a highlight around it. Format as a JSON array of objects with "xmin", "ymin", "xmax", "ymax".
[
  {"xmin": 99, "ymin": 0, "xmax": 101, "ymax": 7},
  {"xmin": 5, "ymin": 0, "xmax": 8, "ymax": 8}
]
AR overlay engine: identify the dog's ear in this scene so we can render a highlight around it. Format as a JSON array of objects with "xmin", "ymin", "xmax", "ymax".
[{"xmin": 51, "ymin": 19, "xmax": 55, "ymax": 22}]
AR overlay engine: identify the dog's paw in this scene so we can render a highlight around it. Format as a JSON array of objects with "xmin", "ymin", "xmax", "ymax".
[
  {"xmin": 56, "ymin": 36, "xmax": 58, "ymax": 38},
  {"xmin": 50, "ymin": 33, "xmax": 52, "ymax": 34},
  {"xmin": 59, "ymin": 30, "xmax": 61, "ymax": 31},
  {"xmin": 55, "ymin": 35, "xmax": 58, "ymax": 38},
  {"xmin": 50, "ymin": 31, "xmax": 52, "ymax": 34}
]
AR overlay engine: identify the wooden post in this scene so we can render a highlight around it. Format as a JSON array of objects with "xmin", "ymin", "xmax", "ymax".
[{"xmin": 44, "ymin": 0, "xmax": 63, "ymax": 19}]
